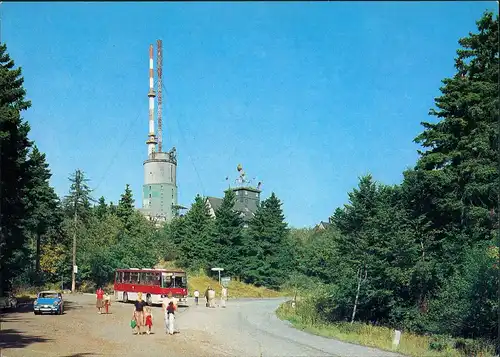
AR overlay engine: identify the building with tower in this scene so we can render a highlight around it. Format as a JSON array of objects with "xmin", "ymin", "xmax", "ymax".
[
  {"xmin": 140, "ymin": 41, "xmax": 186, "ymax": 223},
  {"xmin": 205, "ymin": 165, "xmax": 262, "ymax": 227}
]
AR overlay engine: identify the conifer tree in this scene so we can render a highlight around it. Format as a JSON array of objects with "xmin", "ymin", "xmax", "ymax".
[
  {"xmin": 25, "ymin": 145, "xmax": 61, "ymax": 275},
  {"xmin": 95, "ymin": 196, "xmax": 108, "ymax": 219},
  {"xmin": 117, "ymin": 184, "xmax": 135, "ymax": 230},
  {"xmin": 0, "ymin": 43, "xmax": 33, "ymax": 294},
  {"xmin": 177, "ymin": 195, "xmax": 215, "ymax": 271},
  {"xmin": 244, "ymin": 192, "xmax": 289, "ymax": 289},
  {"xmin": 214, "ymin": 189, "xmax": 244, "ymax": 276}
]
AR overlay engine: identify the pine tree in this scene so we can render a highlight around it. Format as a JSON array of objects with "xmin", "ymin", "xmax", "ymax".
[
  {"xmin": 65, "ymin": 169, "xmax": 93, "ymax": 292},
  {"xmin": 177, "ymin": 195, "xmax": 215, "ymax": 272},
  {"xmin": 25, "ymin": 145, "xmax": 61, "ymax": 276},
  {"xmin": 0, "ymin": 43, "xmax": 33, "ymax": 294},
  {"xmin": 214, "ymin": 189, "xmax": 244, "ymax": 276},
  {"xmin": 244, "ymin": 192, "xmax": 289, "ymax": 289},
  {"xmin": 404, "ymin": 11, "xmax": 499, "ymax": 308},
  {"xmin": 65, "ymin": 169, "xmax": 93, "ymax": 221},
  {"xmin": 95, "ymin": 196, "xmax": 108, "ymax": 219},
  {"xmin": 117, "ymin": 184, "xmax": 135, "ymax": 230}
]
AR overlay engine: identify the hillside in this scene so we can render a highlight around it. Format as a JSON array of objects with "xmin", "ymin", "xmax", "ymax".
[{"xmin": 188, "ymin": 275, "xmax": 284, "ymax": 298}]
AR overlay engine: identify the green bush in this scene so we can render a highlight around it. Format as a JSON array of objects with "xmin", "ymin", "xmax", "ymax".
[
  {"xmin": 454, "ymin": 338, "xmax": 496, "ymax": 356},
  {"xmin": 428, "ymin": 335, "xmax": 452, "ymax": 352}
]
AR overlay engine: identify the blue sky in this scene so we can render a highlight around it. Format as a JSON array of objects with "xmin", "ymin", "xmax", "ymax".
[{"xmin": 3, "ymin": 2, "xmax": 497, "ymax": 228}]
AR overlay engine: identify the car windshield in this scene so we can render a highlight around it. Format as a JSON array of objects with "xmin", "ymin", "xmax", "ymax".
[{"xmin": 39, "ymin": 293, "xmax": 58, "ymax": 299}]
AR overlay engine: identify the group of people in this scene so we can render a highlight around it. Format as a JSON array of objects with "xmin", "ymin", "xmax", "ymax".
[
  {"xmin": 96, "ymin": 285, "xmax": 228, "ymax": 336},
  {"xmin": 95, "ymin": 287, "xmax": 111, "ymax": 314},
  {"xmin": 193, "ymin": 285, "xmax": 227, "ymax": 308},
  {"xmin": 131, "ymin": 292, "xmax": 178, "ymax": 335}
]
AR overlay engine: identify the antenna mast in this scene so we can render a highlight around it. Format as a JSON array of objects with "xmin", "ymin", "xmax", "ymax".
[
  {"xmin": 146, "ymin": 44, "xmax": 157, "ymax": 156},
  {"xmin": 157, "ymin": 39, "xmax": 163, "ymax": 152}
]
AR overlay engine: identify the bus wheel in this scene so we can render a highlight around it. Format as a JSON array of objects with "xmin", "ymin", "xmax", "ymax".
[
  {"xmin": 146, "ymin": 294, "xmax": 152, "ymax": 306},
  {"xmin": 123, "ymin": 292, "xmax": 128, "ymax": 303}
]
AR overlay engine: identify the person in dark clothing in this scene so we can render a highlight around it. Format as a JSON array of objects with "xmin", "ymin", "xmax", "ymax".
[{"xmin": 132, "ymin": 292, "xmax": 147, "ymax": 335}]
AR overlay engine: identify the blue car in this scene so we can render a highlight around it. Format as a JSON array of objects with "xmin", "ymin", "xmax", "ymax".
[{"xmin": 33, "ymin": 290, "xmax": 64, "ymax": 315}]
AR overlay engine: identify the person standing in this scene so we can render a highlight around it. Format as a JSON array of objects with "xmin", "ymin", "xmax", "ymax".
[
  {"xmin": 166, "ymin": 301, "xmax": 176, "ymax": 335},
  {"xmin": 144, "ymin": 306, "xmax": 153, "ymax": 335},
  {"xmin": 162, "ymin": 293, "xmax": 178, "ymax": 334},
  {"xmin": 132, "ymin": 292, "xmax": 147, "ymax": 335},
  {"xmin": 220, "ymin": 286, "xmax": 228, "ymax": 308},
  {"xmin": 96, "ymin": 287, "xmax": 104, "ymax": 314},
  {"xmin": 193, "ymin": 289, "xmax": 199, "ymax": 305},
  {"xmin": 208, "ymin": 287, "xmax": 216, "ymax": 308},
  {"xmin": 204, "ymin": 286, "xmax": 210, "ymax": 307}
]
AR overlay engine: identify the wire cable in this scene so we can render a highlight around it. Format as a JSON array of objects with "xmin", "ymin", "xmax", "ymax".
[
  {"xmin": 92, "ymin": 109, "xmax": 144, "ymax": 192},
  {"xmin": 162, "ymin": 82, "xmax": 206, "ymax": 197}
]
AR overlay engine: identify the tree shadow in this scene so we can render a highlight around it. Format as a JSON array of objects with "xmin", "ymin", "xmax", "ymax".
[
  {"xmin": 59, "ymin": 354, "xmax": 102, "ymax": 357},
  {"xmin": 3, "ymin": 298, "xmax": 83, "ymax": 314},
  {"xmin": 62, "ymin": 300, "xmax": 82, "ymax": 312},
  {"xmin": 0, "ymin": 328, "xmax": 52, "ymax": 349}
]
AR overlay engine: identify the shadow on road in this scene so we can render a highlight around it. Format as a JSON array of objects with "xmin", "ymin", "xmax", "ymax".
[
  {"xmin": 60, "ymin": 352, "xmax": 103, "ymax": 357},
  {"xmin": 1, "ymin": 299, "xmax": 82, "ymax": 316},
  {"xmin": 0, "ymin": 328, "xmax": 52, "ymax": 349}
]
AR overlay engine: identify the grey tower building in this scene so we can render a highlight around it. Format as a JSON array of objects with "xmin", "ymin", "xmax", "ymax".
[
  {"xmin": 140, "ymin": 41, "xmax": 181, "ymax": 223},
  {"xmin": 142, "ymin": 149, "xmax": 178, "ymax": 222}
]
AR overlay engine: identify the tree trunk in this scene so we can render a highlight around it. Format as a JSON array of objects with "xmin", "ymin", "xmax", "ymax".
[
  {"xmin": 351, "ymin": 265, "xmax": 367, "ymax": 324},
  {"xmin": 35, "ymin": 232, "xmax": 41, "ymax": 273},
  {"xmin": 351, "ymin": 267, "xmax": 361, "ymax": 324},
  {"xmin": 71, "ymin": 207, "xmax": 77, "ymax": 293}
]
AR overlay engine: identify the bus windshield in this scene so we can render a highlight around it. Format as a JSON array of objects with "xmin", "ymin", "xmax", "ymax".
[{"xmin": 161, "ymin": 273, "xmax": 187, "ymax": 288}]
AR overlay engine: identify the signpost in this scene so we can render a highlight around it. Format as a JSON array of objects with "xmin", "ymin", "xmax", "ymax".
[
  {"xmin": 221, "ymin": 277, "xmax": 231, "ymax": 288},
  {"xmin": 211, "ymin": 267, "xmax": 224, "ymax": 286}
]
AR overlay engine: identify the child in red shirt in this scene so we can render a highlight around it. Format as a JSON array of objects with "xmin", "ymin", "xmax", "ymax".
[{"xmin": 145, "ymin": 306, "xmax": 153, "ymax": 335}]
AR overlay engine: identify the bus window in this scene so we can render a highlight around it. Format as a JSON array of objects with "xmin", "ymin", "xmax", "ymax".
[
  {"xmin": 173, "ymin": 276, "xmax": 186, "ymax": 288},
  {"xmin": 123, "ymin": 271, "xmax": 130, "ymax": 283},
  {"xmin": 161, "ymin": 274, "xmax": 172, "ymax": 288},
  {"xmin": 152, "ymin": 273, "xmax": 161, "ymax": 286},
  {"xmin": 130, "ymin": 272, "xmax": 139, "ymax": 284},
  {"xmin": 115, "ymin": 271, "xmax": 122, "ymax": 283},
  {"xmin": 143, "ymin": 272, "xmax": 154, "ymax": 285}
]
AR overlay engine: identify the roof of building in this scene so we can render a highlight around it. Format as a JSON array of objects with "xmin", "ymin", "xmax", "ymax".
[
  {"xmin": 205, "ymin": 196, "xmax": 257, "ymax": 221},
  {"xmin": 315, "ymin": 221, "xmax": 331, "ymax": 230},
  {"xmin": 232, "ymin": 186, "xmax": 262, "ymax": 193}
]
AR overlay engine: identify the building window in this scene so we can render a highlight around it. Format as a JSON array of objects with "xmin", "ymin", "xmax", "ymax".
[
  {"xmin": 149, "ymin": 186, "xmax": 151, "ymax": 190},
  {"xmin": 245, "ymin": 198, "xmax": 248, "ymax": 204},
  {"xmin": 172, "ymin": 189, "xmax": 174, "ymax": 199},
  {"xmin": 149, "ymin": 193, "xmax": 152, "ymax": 198},
  {"xmin": 235, "ymin": 191, "xmax": 239, "ymax": 195},
  {"xmin": 161, "ymin": 185, "xmax": 163, "ymax": 190},
  {"xmin": 245, "ymin": 191, "xmax": 248, "ymax": 196},
  {"xmin": 256, "ymin": 193, "xmax": 258, "ymax": 197}
]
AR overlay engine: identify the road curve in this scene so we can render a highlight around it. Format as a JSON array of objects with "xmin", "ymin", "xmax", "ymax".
[{"xmin": 179, "ymin": 298, "xmax": 404, "ymax": 357}]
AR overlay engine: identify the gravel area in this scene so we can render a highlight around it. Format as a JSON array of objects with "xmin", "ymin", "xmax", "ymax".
[
  {"xmin": 0, "ymin": 294, "xmax": 231, "ymax": 357},
  {"xmin": 0, "ymin": 295, "xmax": 403, "ymax": 357}
]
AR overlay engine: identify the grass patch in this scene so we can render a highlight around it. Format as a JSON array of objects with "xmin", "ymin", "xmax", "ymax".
[
  {"xmin": 188, "ymin": 274, "xmax": 285, "ymax": 298},
  {"xmin": 276, "ymin": 302, "xmax": 495, "ymax": 357}
]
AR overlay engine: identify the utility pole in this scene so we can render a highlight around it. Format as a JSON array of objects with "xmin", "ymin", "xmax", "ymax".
[
  {"xmin": 71, "ymin": 170, "xmax": 80, "ymax": 294},
  {"xmin": 71, "ymin": 204, "xmax": 77, "ymax": 293}
]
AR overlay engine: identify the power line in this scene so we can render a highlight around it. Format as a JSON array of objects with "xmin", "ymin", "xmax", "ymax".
[
  {"xmin": 162, "ymin": 82, "xmax": 206, "ymax": 197},
  {"xmin": 93, "ymin": 110, "xmax": 144, "ymax": 192}
]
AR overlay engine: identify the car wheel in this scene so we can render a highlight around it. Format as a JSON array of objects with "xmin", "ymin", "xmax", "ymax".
[
  {"xmin": 123, "ymin": 292, "xmax": 128, "ymax": 303},
  {"xmin": 146, "ymin": 294, "xmax": 152, "ymax": 306}
]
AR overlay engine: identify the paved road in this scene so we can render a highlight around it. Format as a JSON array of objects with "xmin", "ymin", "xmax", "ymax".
[
  {"xmin": 0, "ymin": 295, "xmax": 402, "ymax": 357},
  {"xmin": 182, "ymin": 298, "xmax": 402, "ymax": 357}
]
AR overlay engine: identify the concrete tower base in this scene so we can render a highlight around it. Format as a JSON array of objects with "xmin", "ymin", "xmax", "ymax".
[{"xmin": 141, "ymin": 148, "xmax": 178, "ymax": 223}]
